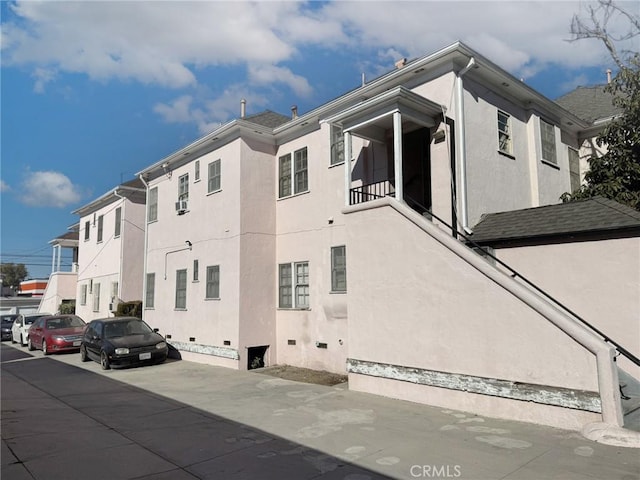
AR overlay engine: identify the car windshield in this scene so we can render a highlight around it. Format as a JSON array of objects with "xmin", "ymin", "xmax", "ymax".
[
  {"xmin": 25, "ymin": 315, "xmax": 47, "ymax": 325},
  {"xmin": 46, "ymin": 316, "xmax": 85, "ymax": 329},
  {"xmin": 104, "ymin": 319, "xmax": 153, "ymax": 339}
]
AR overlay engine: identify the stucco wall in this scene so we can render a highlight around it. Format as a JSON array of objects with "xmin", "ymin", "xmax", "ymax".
[
  {"xmin": 120, "ymin": 199, "xmax": 145, "ymax": 301},
  {"xmin": 345, "ymin": 201, "xmax": 609, "ymax": 428},
  {"xmin": 494, "ymin": 238, "xmax": 640, "ymax": 377},
  {"xmin": 39, "ymin": 272, "xmax": 77, "ymax": 315}
]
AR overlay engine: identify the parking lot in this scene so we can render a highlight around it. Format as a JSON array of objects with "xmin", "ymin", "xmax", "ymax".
[{"xmin": 2, "ymin": 342, "xmax": 639, "ymax": 479}]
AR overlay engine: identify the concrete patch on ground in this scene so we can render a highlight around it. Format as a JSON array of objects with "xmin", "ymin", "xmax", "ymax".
[{"xmin": 475, "ymin": 435, "xmax": 533, "ymax": 449}]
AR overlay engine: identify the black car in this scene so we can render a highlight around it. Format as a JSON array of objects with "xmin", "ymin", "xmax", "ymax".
[
  {"xmin": 80, "ymin": 317, "xmax": 168, "ymax": 370},
  {"xmin": 1, "ymin": 314, "xmax": 18, "ymax": 341}
]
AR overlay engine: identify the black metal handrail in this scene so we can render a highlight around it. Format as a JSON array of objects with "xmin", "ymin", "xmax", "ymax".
[
  {"xmin": 350, "ymin": 180, "xmax": 395, "ymax": 206},
  {"xmin": 403, "ymin": 194, "xmax": 640, "ymax": 368}
]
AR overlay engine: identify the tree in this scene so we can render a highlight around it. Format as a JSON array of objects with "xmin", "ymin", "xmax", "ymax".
[
  {"xmin": 562, "ymin": 1, "xmax": 640, "ymax": 210},
  {"xmin": 0, "ymin": 263, "xmax": 29, "ymax": 290}
]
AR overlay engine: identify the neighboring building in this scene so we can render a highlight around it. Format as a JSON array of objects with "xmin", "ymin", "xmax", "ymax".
[
  {"xmin": 18, "ymin": 279, "xmax": 48, "ymax": 297},
  {"xmin": 555, "ymin": 84, "xmax": 622, "ymax": 192},
  {"xmin": 37, "ymin": 227, "xmax": 79, "ymax": 314},
  {"xmin": 73, "ymin": 179, "xmax": 146, "ymax": 321}
]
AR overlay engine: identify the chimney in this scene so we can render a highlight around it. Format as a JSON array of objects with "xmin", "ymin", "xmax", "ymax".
[
  {"xmin": 395, "ymin": 58, "xmax": 407, "ymax": 69},
  {"xmin": 291, "ymin": 105, "xmax": 298, "ymax": 119},
  {"xmin": 606, "ymin": 69, "xmax": 612, "ymax": 84}
]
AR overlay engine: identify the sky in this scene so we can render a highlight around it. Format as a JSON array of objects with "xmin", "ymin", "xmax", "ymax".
[{"xmin": 1, "ymin": 0, "xmax": 637, "ymax": 280}]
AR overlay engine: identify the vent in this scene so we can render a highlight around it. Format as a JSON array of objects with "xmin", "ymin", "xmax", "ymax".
[{"xmin": 175, "ymin": 200, "xmax": 188, "ymax": 214}]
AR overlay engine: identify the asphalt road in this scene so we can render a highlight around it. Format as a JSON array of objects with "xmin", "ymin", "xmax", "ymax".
[{"xmin": 2, "ymin": 342, "xmax": 639, "ymax": 480}]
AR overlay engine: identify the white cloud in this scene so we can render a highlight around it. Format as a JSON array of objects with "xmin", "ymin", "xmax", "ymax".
[
  {"xmin": 32, "ymin": 67, "xmax": 56, "ymax": 93},
  {"xmin": 248, "ymin": 64, "xmax": 312, "ymax": 97},
  {"xmin": 154, "ymin": 95, "xmax": 195, "ymax": 124},
  {"xmin": 0, "ymin": 180, "xmax": 10, "ymax": 192},
  {"xmin": 19, "ymin": 171, "xmax": 83, "ymax": 208}
]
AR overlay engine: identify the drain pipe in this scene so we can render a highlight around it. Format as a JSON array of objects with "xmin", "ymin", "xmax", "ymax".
[
  {"xmin": 455, "ymin": 57, "xmax": 475, "ymax": 234},
  {"xmin": 138, "ymin": 174, "xmax": 150, "ymax": 310}
]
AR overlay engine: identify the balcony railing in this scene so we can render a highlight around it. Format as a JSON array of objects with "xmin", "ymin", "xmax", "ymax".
[{"xmin": 350, "ymin": 180, "xmax": 395, "ymax": 205}]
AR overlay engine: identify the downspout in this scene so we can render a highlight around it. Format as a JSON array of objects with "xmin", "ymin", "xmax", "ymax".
[
  {"xmin": 113, "ymin": 189, "xmax": 125, "ymax": 311},
  {"xmin": 455, "ymin": 57, "xmax": 475, "ymax": 233},
  {"xmin": 138, "ymin": 174, "xmax": 150, "ymax": 313}
]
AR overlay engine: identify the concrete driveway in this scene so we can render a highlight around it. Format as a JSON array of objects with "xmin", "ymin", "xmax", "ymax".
[{"xmin": 2, "ymin": 343, "xmax": 639, "ymax": 479}]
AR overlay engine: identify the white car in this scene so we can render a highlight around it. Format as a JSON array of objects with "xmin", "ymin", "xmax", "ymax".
[{"xmin": 11, "ymin": 312, "xmax": 52, "ymax": 346}]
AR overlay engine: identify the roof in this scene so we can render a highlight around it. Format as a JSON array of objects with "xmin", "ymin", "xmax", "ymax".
[
  {"xmin": 52, "ymin": 231, "xmax": 79, "ymax": 242},
  {"xmin": 243, "ymin": 110, "xmax": 290, "ymax": 129},
  {"xmin": 555, "ymin": 85, "xmax": 621, "ymax": 124},
  {"xmin": 469, "ymin": 197, "xmax": 640, "ymax": 246}
]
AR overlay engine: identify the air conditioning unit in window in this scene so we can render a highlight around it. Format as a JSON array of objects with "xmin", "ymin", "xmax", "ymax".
[
  {"xmin": 109, "ymin": 299, "xmax": 121, "ymax": 313},
  {"xmin": 175, "ymin": 200, "xmax": 188, "ymax": 215}
]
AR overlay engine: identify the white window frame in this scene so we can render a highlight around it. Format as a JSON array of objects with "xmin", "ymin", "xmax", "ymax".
[
  {"xmin": 193, "ymin": 259, "xmax": 199, "ymax": 282},
  {"xmin": 93, "ymin": 283, "xmax": 101, "ymax": 312},
  {"xmin": 330, "ymin": 126, "xmax": 344, "ymax": 165},
  {"xmin": 175, "ymin": 269, "xmax": 187, "ymax": 309},
  {"xmin": 208, "ymin": 159, "xmax": 221, "ymax": 193},
  {"xmin": 97, "ymin": 215, "xmax": 104, "ymax": 243},
  {"xmin": 84, "ymin": 220, "xmax": 90, "ymax": 241},
  {"xmin": 278, "ymin": 261, "xmax": 309, "ymax": 309},
  {"xmin": 331, "ymin": 246, "xmax": 347, "ymax": 292},
  {"xmin": 195, "ymin": 160, "xmax": 200, "ymax": 182},
  {"xmin": 148, "ymin": 187, "xmax": 158, "ymax": 223},
  {"xmin": 114, "ymin": 207, "xmax": 122, "ymax": 238},
  {"xmin": 540, "ymin": 118, "xmax": 557, "ymax": 164},
  {"xmin": 568, "ymin": 147, "xmax": 580, "ymax": 192},
  {"xmin": 80, "ymin": 284, "xmax": 87, "ymax": 305},
  {"xmin": 178, "ymin": 174, "xmax": 189, "ymax": 202},
  {"xmin": 145, "ymin": 273, "xmax": 155, "ymax": 309},
  {"xmin": 278, "ymin": 147, "xmax": 308, "ymax": 198},
  {"xmin": 497, "ymin": 110, "xmax": 512, "ymax": 155},
  {"xmin": 205, "ymin": 265, "xmax": 220, "ymax": 299},
  {"xmin": 110, "ymin": 281, "xmax": 119, "ymax": 302}
]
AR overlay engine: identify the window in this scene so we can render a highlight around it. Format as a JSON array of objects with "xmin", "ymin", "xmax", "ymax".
[
  {"xmin": 195, "ymin": 160, "xmax": 200, "ymax": 181},
  {"xmin": 178, "ymin": 174, "xmax": 189, "ymax": 202},
  {"xmin": 279, "ymin": 261, "xmax": 309, "ymax": 308},
  {"xmin": 80, "ymin": 284, "xmax": 87, "ymax": 305},
  {"xmin": 148, "ymin": 187, "xmax": 158, "ymax": 222},
  {"xmin": 97, "ymin": 215, "xmax": 104, "ymax": 242},
  {"xmin": 497, "ymin": 111, "xmax": 512, "ymax": 155},
  {"xmin": 331, "ymin": 126, "xmax": 344, "ymax": 165},
  {"xmin": 193, "ymin": 260, "xmax": 199, "ymax": 282},
  {"xmin": 93, "ymin": 283, "xmax": 101, "ymax": 312},
  {"xmin": 331, "ymin": 246, "xmax": 347, "ymax": 292},
  {"xmin": 114, "ymin": 207, "xmax": 122, "ymax": 237},
  {"xmin": 84, "ymin": 221, "xmax": 90, "ymax": 241},
  {"xmin": 146, "ymin": 273, "xmax": 155, "ymax": 309},
  {"xmin": 175, "ymin": 269, "xmax": 187, "ymax": 309},
  {"xmin": 208, "ymin": 159, "xmax": 221, "ymax": 193},
  {"xmin": 206, "ymin": 265, "xmax": 220, "ymax": 299},
  {"xmin": 110, "ymin": 281, "xmax": 118, "ymax": 302},
  {"xmin": 294, "ymin": 147, "xmax": 308, "ymax": 194},
  {"xmin": 569, "ymin": 147, "xmax": 580, "ymax": 192},
  {"xmin": 278, "ymin": 154, "xmax": 292, "ymax": 198},
  {"xmin": 279, "ymin": 147, "xmax": 308, "ymax": 198},
  {"xmin": 89, "ymin": 279, "xmax": 93, "ymax": 294},
  {"xmin": 540, "ymin": 119, "xmax": 557, "ymax": 164}
]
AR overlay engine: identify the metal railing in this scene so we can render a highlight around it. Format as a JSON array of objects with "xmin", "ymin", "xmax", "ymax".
[
  {"xmin": 402, "ymin": 194, "xmax": 640, "ymax": 368},
  {"xmin": 350, "ymin": 180, "xmax": 396, "ymax": 205}
]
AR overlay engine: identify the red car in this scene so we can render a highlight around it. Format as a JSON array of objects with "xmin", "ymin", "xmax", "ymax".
[{"xmin": 28, "ymin": 315, "xmax": 86, "ymax": 355}]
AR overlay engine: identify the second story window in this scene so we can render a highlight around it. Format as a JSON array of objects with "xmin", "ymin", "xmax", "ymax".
[
  {"xmin": 279, "ymin": 147, "xmax": 308, "ymax": 199},
  {"xmin": 114, "ymin": 207, "xmax": 122, "ymax": 237},
  {"xmin": 540, "ymin": 119, "xmax": 557, "ymax": 164},
  {"xmin": 208, "ymin": 159, "xmax": 221, "ymax": 193},
  {"xmin": 331, "ymin": 126, "xmax": 344, "ymax": 165},
  {"xmin": 195, "ymin": 160, "xmax": 200, "ymax": 182},
  {"xmin": 84, "ymin": 220, "xmax": 90, "ymax": 241},
  {"xmin": 497, "ymin": 110, "xmax": 512, "ymax": 155},
  {"xmin": 148, "ymin": 187, "xmax": 158, "ymax": 223},
  {"xmin": 569, "ymin": 147, "xmax": 580, "ymax": 192},
  {"xmin": 178, "ymin": 174, "xmax": 189, "ymax": 203},
  {"xmin": 97, "ymin": 215, "xmax": 104, "ymax": 243}
]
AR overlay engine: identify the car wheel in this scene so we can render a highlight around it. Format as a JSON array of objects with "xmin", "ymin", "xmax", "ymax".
[
  {"xmin": 80, "ymin": 345, "xmax": 89, "ymax": 362},
  {"xmin": 42, "ymin": 340, "xmax": 49, "ymax": 355},
  {"xmin": 100, "ymin": 351, "xmax": 111, "ymax": 370},
  {"xmin": 27, "ymin": 337, "xmax": 34, "ymax": 351}
]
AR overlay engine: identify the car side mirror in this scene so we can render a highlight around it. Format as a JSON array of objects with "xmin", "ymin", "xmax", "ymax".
[{"xmin": 153, "ymin": 328, "xmax": 160, "ymax": 333}]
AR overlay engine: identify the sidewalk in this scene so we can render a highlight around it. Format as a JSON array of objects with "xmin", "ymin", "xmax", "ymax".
[{"xmin": 3, "ymin": 344, "xmax": 639, "ymax": 479}]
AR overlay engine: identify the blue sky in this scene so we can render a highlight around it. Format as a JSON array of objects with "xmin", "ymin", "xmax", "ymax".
[{"xmin": 1, "ymin": 1, "xmax": 636, "ymax": 279}]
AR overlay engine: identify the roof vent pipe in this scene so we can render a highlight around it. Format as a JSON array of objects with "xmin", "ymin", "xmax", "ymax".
[
  {"xmin": 240, "ymin": 99, "xmax": 246, "ymax": 118},
  {"xmin": 455, "ymin": 57, "xmax": 476, "ymax": 234},
  {"xmin": 291, "ymin": 105, "xmax": 298, "ymax": 119},
  {"xmin": 606, "ymin": 69, "xmax": 612, "ymax": 84},
  {"xmin": 395, "ymin": 58, "xmax": 407, "ymax": 69}
]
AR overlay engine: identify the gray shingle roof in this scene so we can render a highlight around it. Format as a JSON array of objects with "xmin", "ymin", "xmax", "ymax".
[
  {"xmin": 555, "ymin": 85, "xmax": 621, "ymax": 124},
  {"xmin": 469, "ymin": 197, "xmax": 640, "ymax": 245},
  {"xmin": 243, "ymin": 110, "xmax": 290, "ymax": 129}
]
